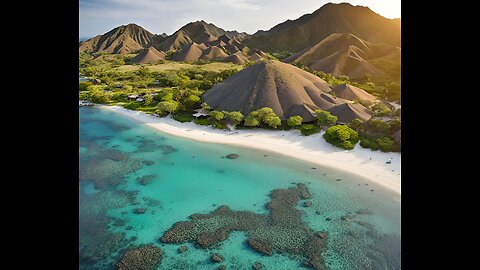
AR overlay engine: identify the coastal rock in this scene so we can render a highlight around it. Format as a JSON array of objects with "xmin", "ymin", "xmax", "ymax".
[
  {"xmin": 225, "ymin": 153, "xmax": 239, "ymax": 159},
  {"xmin": 133, "ymin": 208, "xmax": 147, "ymax": 214},
  {"xmin": 211, "ymin": 253, "xmax": 224, "ymax": 263},
  {"xmin": 247, "ymin": 238, "xmax": 273, "ymax": 256},
  {"xmin": 116, "ymin": 244, "xmax": 163, "ymax": 270},
  {"xmin": 252, "ymin": 262, "xmax": 265, "ymax": 269},
  {"xmin": 178, "ymin": 245, "xmax": 188, "ymax": 253},
  {"xmin": 303, "ymin": 201, "xmax": 313, "ymax": 207}
]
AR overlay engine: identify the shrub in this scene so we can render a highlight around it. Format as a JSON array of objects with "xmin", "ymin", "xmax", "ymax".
[
  {"xmin": 223, "ymin": 111, "xmax": 244, "ymax": 126},
  {"xmin": 244, "ymin": 114, "xmax": 260, "ymax": 127},
  {"xmin": 349, "ymin": 118, "xmax": 364, "ymax": 131},
  {"xmin": 300, "ymin": 124, "xmax": 320, "ymax": 136},
  {"xmin": 371, "ymin": 102, "xmax": 393, "ymax": 117},
  {"xmin": 264, "ymin": 115, "xmax": 281, "ymax": 128},
  {"xmin": 209, "ymin": 111, "xmax": 225, "ymax": 121},
  {"xmin": 172, "ymin": 113, "xmax": 194, "ymax": 123},
  {"xmin": 369, "ymin": 119, "xmax": 390, "ymax": 133},
  {"xmin": 376, "ymin": 137, "xmax": 395, "ymax": 152},
  {"xmin": 323, "ymin": 125, "xmax": 359, "ymax": 150},
  {"xmin": 123, "ymin": 102, "xmax": 141, "ymax": 110},
  {"xmin": 287, "ymin": 116, "xmax": 303, "ymax": 127},
  {"xmin": 315, "ymin": 109, "xmax": 337, "ymax": 127},
  {"xmin": 157, "ymin": 100, "xmax": 179, "ymax": 114}
]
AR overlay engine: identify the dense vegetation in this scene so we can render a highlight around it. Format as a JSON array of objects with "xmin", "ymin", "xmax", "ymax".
[{"xmin": 79, "ymin": 53, "xmax": 400, "ymax": 152}]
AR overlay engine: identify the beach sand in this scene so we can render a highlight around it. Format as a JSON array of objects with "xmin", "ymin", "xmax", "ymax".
[{"xmin": 99, "ymin": 105, "xmax": 401, "ymax": 195}]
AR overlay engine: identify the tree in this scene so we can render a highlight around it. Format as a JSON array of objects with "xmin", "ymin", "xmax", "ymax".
[
  {"xmin": 389, "ymin": 118, "xmax": 401, "ymax": 133},
  {"xmin": 157, "ymin": 101, "xmax": 178, "ymax": 114},
  {"xmin": 371, "ymin": 102, "xmax": 392, "ymax": 117},
  {"xmin": 300, "ymin": 124, "xmax": 320, "ymax": 136},
  {"xmin": 184, "ymin": 94, "xmax": 201, "ymax": 108},
  {"xmin": 209, "ymin": 111, "xmax": 224, "ymax": 122},
  {"xmin": 244, "ymin": 114, "xmax": 260, "ymax": 127},
  {"xmin": 143, "ymin": 94, "xmax": 153, "ymax": 106},
  {"xmin": 257, "ymin": 107, "xmax": 275, "ymax": 120},
  {"xmin": 315, "ymin": 109, "xmax": 337, "ymax": 127},
  {"xmin": 369, "ymin": 119, "xmax": 390, "ymax": 133},
  {"xmin": 349, "ymin": 118, "xmax": 364, "ymax": 131},
  {"xmin": 323, "ymin": 125, "xmax": 359, "ymax": 150},
  {"xmin": 264, "ymin": 115, "xmax": 281, "ymax": 128},
  {"xmin": 161, "ymin": 92, "xmax": 174, "ymax": 101},
  {"xmin": 376, "ymin": 137, "xmax": 395, "ymax": 152},
  {"xmin": 287, "ymin": 116, "xmax": 303, "ymax": 127},
  {"xmin": 223, "ymin": 111, "xmax": 244, "ymax": 126}
]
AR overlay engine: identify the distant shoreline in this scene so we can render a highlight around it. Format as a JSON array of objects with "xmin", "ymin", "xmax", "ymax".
[{"xmin": 98, "ymin": 105, "xmax": 401, "ymax": 196}]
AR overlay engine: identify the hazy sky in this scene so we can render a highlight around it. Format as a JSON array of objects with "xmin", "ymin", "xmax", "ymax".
[{"xmin": 79, "ymin": 0, "xmax": 401, "ymax": 38}]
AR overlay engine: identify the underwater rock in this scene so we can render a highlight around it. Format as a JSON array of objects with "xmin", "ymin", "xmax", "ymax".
[
  {"xmin": 116, "ymin": 244, "xmax": 163, "ymax": 270},
  {"xmin": 178, "ymin": 245, "xmax": 188, "ymax": 253},
  {"xmin": 137, "ymin": 175, "xmax": 156, "ymax": 185},
  {"xmin": 303, "ymin": 201, "xmax": 313, "ymax": 207},
  {"xmin": 134, "ymin": 208, "xmax": 147, "ymax": 214},
  {"xmin": 314, "ymin": 232, "xmax": 327, "ymax": 240},
  {"xmin": 225, "ymin": 153, "xmax": 239, "ymax": 159},
  {"xmin": 340, "ymin": 214, "xmax": 356, "ymax": 221},
  {"xmin": 125, "ymin": 226, "xmax": 133, "ymax": 231},
  {"xmin": 160, "ymin": 183, "xmax": 327, "ymax": 269},
  {"xmin": 252, "ymin": 262, "xmax": 265, "ymax": 269},
  {"xmin": 217, "ymin": 265, "xmax": 226, "ymax": 270},
  {"xmin": 142, "ymin": 160, "xmax": 155, "ymax": 166},
  {"xmin": 315, "ymin": 211, "xmax": 322, "ymax": 215},
  {"xmin": 211, "ymin": 253, "xmax": 224, "ymax": 263}
]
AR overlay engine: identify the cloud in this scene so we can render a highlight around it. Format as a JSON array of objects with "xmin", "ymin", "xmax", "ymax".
[{"xmin": 80, "ymin": 0, "xmax": 400, "ymax": 38}]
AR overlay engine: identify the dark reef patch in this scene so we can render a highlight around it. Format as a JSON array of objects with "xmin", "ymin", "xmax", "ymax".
[
  {"xmin": 160, "ymin": 183, "xmax": 327, "ymax": 269},
  {"xmin": 136, "ymin": 175, "xmax": 157, "ymax": 186},
  {"xmin": 116, "ymin": 244, "xmax": 163, "ymax": 270}
]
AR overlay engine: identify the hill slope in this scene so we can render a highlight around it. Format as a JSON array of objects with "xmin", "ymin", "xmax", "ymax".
[
  {"xmin": 244, "ymin": 3, "xmax": 400, "ymax": 53},
  {"xmin": 79, "ymin": 23, "xmax": 154, "ymax": 54},
  {"xmin": 286, "ymin": 33, "xmax": 400, "ymax": 78},
  {"xmin": 130, "ymin": 47, "xmax": 166, "ymax": 64}
]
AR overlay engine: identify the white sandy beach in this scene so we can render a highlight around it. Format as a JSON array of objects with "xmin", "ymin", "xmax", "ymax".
[{"xmin": 99, "ymin": 105, "xmax": 401, "ymax": 196}]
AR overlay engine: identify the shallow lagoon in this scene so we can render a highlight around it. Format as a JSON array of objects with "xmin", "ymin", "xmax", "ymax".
[{"xmin": 79, "ymin": 107, "xmax": 400, "ymax": 269}]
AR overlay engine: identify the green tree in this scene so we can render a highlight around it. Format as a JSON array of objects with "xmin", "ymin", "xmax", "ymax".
[
  {"xmin": 184, "ymin": 94, "xmax": 201, "ymax": 108},
  {"xmin": 371, "ymin": 102, "xmax": 393, "ymax": 117},
  {"xmin": 376, "ymin": 137, "xmax": 395, "ymax": 152},
  {"xmin": 264, "ymin": 115, "xmax": 281, "ymax": 128},
  {"xmin": 209, "ymin": 111, "xmax": 225, "ymax": 122},
  {"xmin": 244, "ymin": 114, "xmax": 260, "ymax": 127},
  {"xmin": 161, "ymin": 92, "xmax": 174, "ymax": 101},
  {"xmin": 287, "ymin": 116, "xmax": 303, "ymax": 127},
  {"xmin": 157, "ymin": 101, "xmax": 179, "ymax": 114},
  {"xmin": 315, "ymin": 110, "xmax": 338, "ymax": 126},
  {"xmin": 389, "ymin": 118, "xmax": 401, "ymax": 133},
  {"xmin": 257, "ymin": 107, "xmax": 275, "ymax": 120},
  {"xmin": 369, "ymin": 119, "xmax": 390, "ymax": 133},
  {"xmin": 349, "ymin": 118, "xmax": 364, "ymax": 131},
  {"xmin": 144, "ymin": 94, "xmax": 153, "ymax": 106},
  {"xmin": 323, "ymin": 125, "xmax": 359, "ymax": 150},
  {"xmin": 223, "ymin": 111, "xmax": 244, "ymax": 126}
]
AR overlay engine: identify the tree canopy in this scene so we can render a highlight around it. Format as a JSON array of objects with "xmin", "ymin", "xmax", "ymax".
[{"xmin": 323, "ymin": 125, "xmax": 359, "ymax": 150}]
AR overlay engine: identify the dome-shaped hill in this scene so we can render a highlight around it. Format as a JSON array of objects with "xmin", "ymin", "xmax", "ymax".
[
  {"xmin": 131, "ymin": 47, "xmax": 166, "ymax": 64},
  {"xmin": 327, "ymin": 103, "xmax": 372, "ymax": 123},
  {"xmin": 203, "ymin": 60, "xmax": 341, "ymax": 122},
  {"xmin": 200, "ymin": 46, "xmax": 228, "ymax": 60},
  {"xmin": 331, "ymin": 83, "xmax": 376, "ymax": 102},
  {"xmin": 223, "ymin": 54, "xmax": 245, "ymax": 65},
  {"xmin": 171, "ymin": 43, "xmax": 205, "ymax": 62},
  {"xmin": 285, "ymin": 33, "xmax": 398, "ymax": 78}
]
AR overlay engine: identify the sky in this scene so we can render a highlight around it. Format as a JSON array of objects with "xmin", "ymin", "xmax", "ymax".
[{"xmin": 79, "ymin": 0, "xmax": 401, "ymax": 38}]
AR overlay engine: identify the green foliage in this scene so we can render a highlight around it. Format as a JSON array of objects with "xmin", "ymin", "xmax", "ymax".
[
  {"xmin": 349, "ymin": 118, "xmax": 364, "ymax": 131},
  {"xmin": 389, "ymin": 118, "xmax": 401, "ymax": 133},
  {"xmin": 143, "ymin": 94, "xmax": 154, "ymax": 106},
  {"xmin": 172, "ymin": 113, "xmax": 194, "ymax": 123},
  {"xmin": 359, "ymin": 137, "xmax": 379, "ymax": 151},
  {"xmin": 299, "ymin": 124, "xmax": 320, "ymax": 136},
  {"xmin": 223, "ymin": 111, "xmax": 244, "ymax": 126},
  {"xmin": 323, "ymin": 125, "xmax": 359, "ymax": 150},
  {"xmin": 271, "ymin": 51, "xmax": 295, "ymax": 60},
  {"xmin": 244, "ymin": 60, "xmax": 254, "ymax": 67},
  {"xmin": 264, "ymin": 115, "xmax": 281, "ymax": 128},
  {"xmin": 286, "ymin": 116, "xmax": 303, "ymax": 127},
  {"xmin": 257, "ymin": 107, "xmax": 274, "ymax": 119},
  {"xmin": 371, "ymin": 103, "xmax": 393, "ymax": 117},
  {"xmin": 369, "ymin": 119, "xmax": 390, "ymax": 133},
  {"xmin": 356, "ymin": 99, "xmax": 373, "ymax": 108},
  {"xmin": 376, "ymin": 137, "xmax": 395, "ymax": 152},
  {"xmin": 315, "ymin": 109, "xmax": 337, "ymax": 126},
  {"xmin": 157, "ymin": 100, "xmax": 179, "ymax": 114},
  {"xmin": 123, "ymin": 102, "xmax": 142, "ymax": 110},
  {"xmin": 209, "ymin": 111, "xmax": 225, "ymax": 121},
  {"xmin": 244, "ymin": 114, "xmax": 260, "ymax": 127},
  {"xmin": 184, "ymin": 94, "xmax": 201, "ymax": 109},
  {"xmin": 79, "ymin": 81, "xmax": 92, "ymax": 91}
]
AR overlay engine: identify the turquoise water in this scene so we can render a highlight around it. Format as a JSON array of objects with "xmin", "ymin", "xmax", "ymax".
[{"xmin": 79, "ymin": 107, "xmax": 400, "ymax": 269}]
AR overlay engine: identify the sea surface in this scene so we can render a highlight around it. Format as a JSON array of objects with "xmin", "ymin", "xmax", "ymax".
[{"xmin": 79, "ymin": 106, "xmax": 401, "ymax": 270}]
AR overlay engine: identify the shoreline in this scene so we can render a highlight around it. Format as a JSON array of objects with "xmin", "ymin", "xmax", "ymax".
[{"xmin": 98, "ymin": 105, "xmax": 401, "ymax": 196}]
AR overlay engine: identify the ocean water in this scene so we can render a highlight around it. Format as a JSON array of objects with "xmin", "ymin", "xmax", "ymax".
[{"xmin": 79, "ymin": 107, "xmax": 400, "ymax": 270}]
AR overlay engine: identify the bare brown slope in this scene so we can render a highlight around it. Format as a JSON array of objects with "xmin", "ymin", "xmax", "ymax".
[
  {"xmin": 203, "ymin": 60, "xmax": 341, "ymax": 122},
  {"xmin": 171, "ymin": 43, "xmax": 205, "ymax": 62},
  {"xmin": 79, "ymin": 23, "xmax": 154, "ymax": 54},
  {"xmin": 200, "ymin": 46, "xmax": 228, "ymax": 60},
  {"xmin": 223, "ymin": 54, "xmax": 245, "ymax": 65},
  {"xmin": 131, "ymin": 47, "xmax": 166, "ymax": 64},
  {"xmin": 286, "ymin": 33, "xmax": 399, "ymax": 78},
  {"xmin": 153, "ymin": 30, "xmax": 193, "ymax": 52},
  {"xmin": 327, "ymin": 103, "xmax": 372, "ymax": 123},
  {"xmin": 331, "ymin": 84, "xmax": 376, "ymax": 102},
  {"xmin": 244, "ymin": 2, "xmax": 400, "ymax": 52}
]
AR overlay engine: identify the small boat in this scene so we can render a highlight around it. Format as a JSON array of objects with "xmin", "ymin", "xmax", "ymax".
[{"xmin": 386, "ymin": 158, "xmax": 392, "ymax": 164}]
